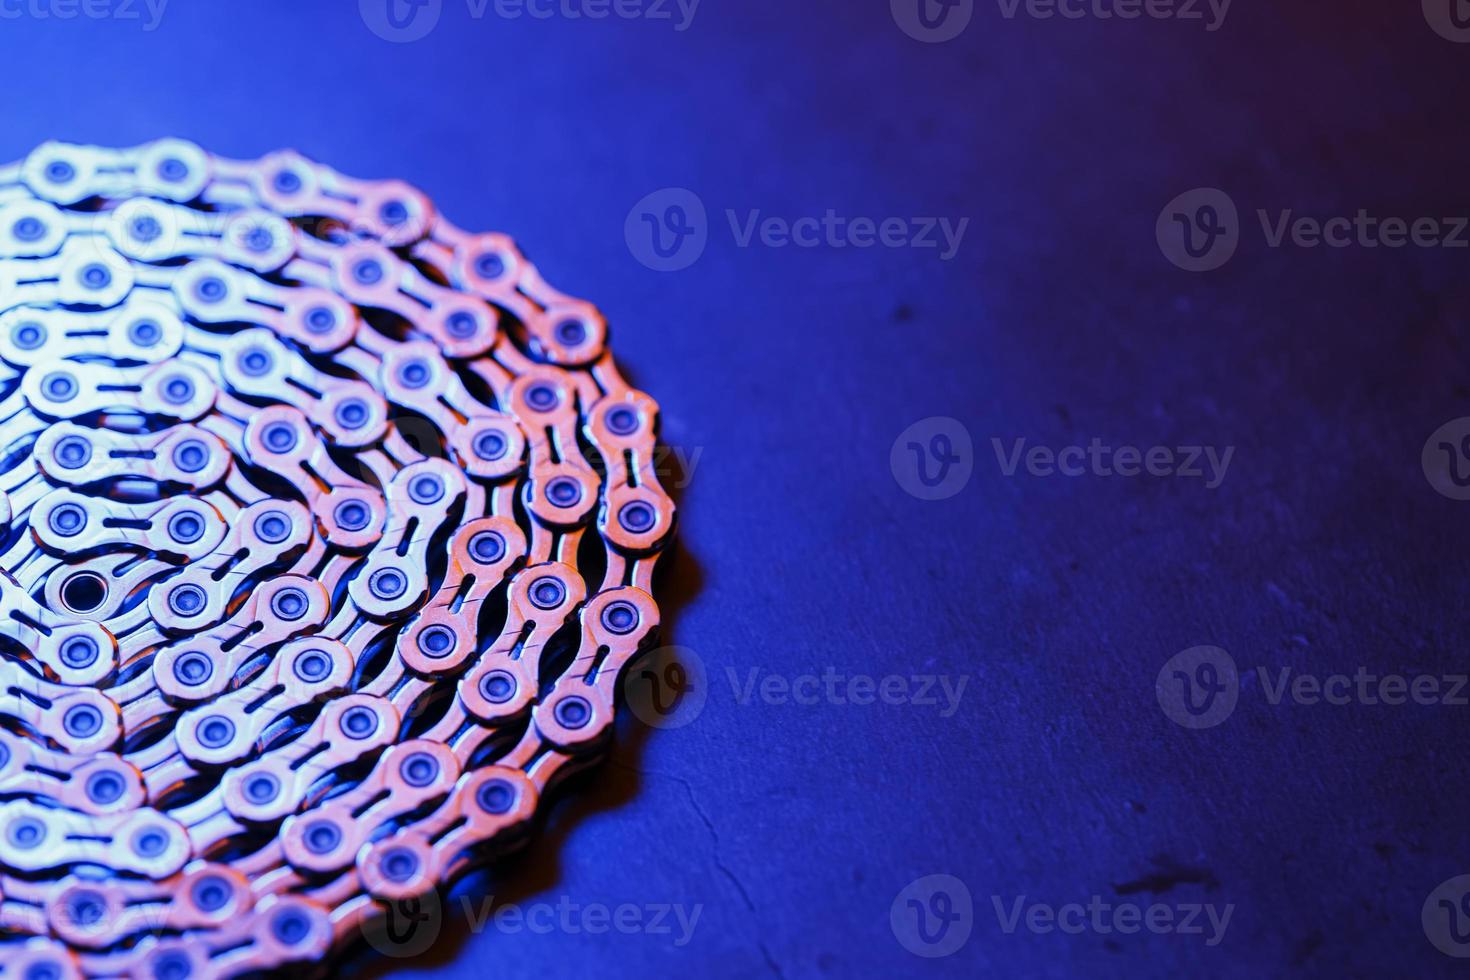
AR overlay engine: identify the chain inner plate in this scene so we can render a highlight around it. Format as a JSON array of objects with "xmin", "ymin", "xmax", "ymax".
[{"xmin": 0, "ymin": 139, "xmax": 674, "ymax": 977}]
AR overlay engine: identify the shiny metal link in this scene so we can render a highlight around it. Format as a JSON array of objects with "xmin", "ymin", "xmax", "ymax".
[{"xmin": 0, "ymin": 139, "xmax": 676, "ymax": 976}]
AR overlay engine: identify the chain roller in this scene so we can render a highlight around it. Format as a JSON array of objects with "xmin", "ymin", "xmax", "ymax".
[{"xmin": 0, "ymin": 138, "xmax": 676, "ymax": 976}]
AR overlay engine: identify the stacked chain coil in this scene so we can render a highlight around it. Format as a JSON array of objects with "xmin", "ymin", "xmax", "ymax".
[{"xmin": 0, "ymin": 140, "xmax": 674, "ymax": 977}]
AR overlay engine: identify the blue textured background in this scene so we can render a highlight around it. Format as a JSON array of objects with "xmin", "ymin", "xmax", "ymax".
[{"xmin": 3, "ymin": 1, "xmax": 1469, "ymax": 976}]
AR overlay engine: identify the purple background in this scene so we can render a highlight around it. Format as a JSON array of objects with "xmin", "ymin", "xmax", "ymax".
[{"xmin": 1, "ymin": 0, "xmax": 1469, "ymax": 976}]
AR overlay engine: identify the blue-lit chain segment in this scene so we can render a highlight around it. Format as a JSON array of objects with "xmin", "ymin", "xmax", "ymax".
[{"xmin": 0, "ymin": 140, "xmax": 675, "ymax": 977}]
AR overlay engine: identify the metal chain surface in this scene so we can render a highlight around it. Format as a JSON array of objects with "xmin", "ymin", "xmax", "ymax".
[{"xmin": 0, "ymin": 139, "xmax": 675, "ymax": 977}]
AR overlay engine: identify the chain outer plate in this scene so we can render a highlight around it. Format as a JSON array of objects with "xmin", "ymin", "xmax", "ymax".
[{"xmin": 0, "ymin": 139, "xmax": 675, "ymax": 977}]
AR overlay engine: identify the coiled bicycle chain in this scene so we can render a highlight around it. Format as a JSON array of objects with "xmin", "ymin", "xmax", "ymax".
[{"xmin": 0, "ymin": 140, "xmax": 675, "ymax": 977}]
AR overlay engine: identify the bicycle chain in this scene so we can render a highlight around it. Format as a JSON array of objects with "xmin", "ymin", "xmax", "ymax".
[{"xmin": 0, "ymin": 139, "xmax": 675, "ymax": 977}]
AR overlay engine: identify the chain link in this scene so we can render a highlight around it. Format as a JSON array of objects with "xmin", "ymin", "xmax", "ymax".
[{"xmin": 0, "ymin": 138, "xmax": 675, "ymax": 977}]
